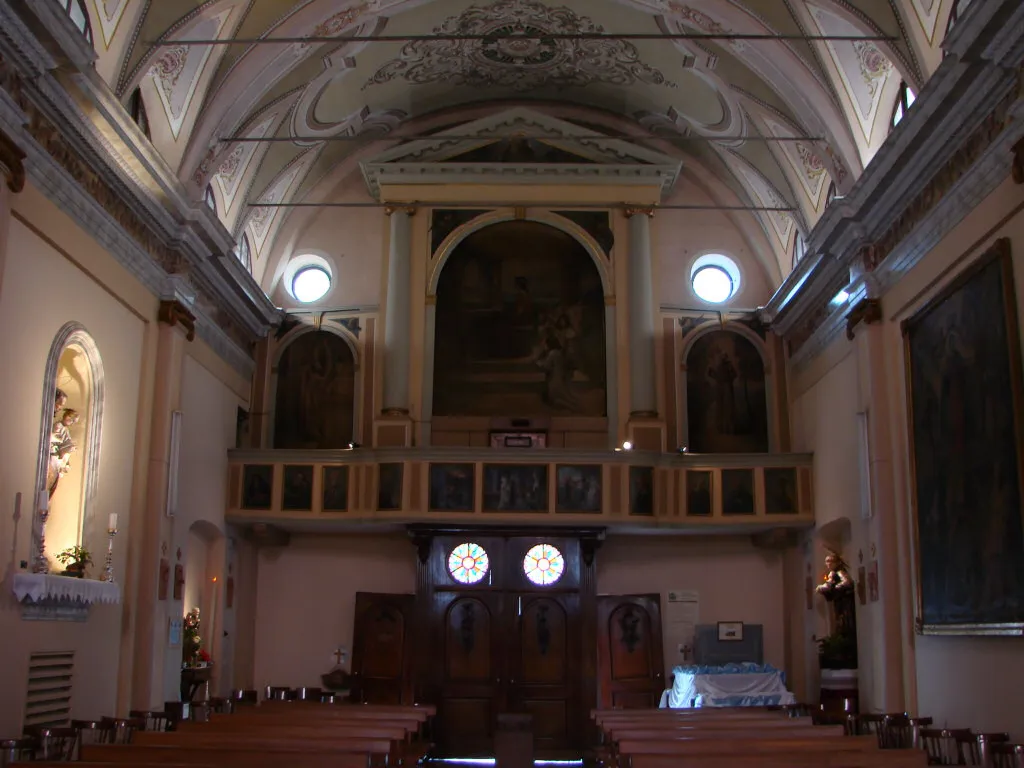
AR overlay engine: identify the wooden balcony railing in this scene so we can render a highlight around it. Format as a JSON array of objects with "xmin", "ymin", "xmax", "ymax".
[{"xmin": 226, "ymin": 448, "xmax": 814, "ymax": 531}]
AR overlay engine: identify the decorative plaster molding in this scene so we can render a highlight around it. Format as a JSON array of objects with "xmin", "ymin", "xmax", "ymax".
[
  {"xmin": 0, "ymin": 125, "xmax": 24, "ymax": 192},
  {"xmin": 844, "ymin": 298, "xmax": 881, "ymax": 340},
  {"xmin": 158, "ymin": 300, "xmax": 197, "ymax": 342}
]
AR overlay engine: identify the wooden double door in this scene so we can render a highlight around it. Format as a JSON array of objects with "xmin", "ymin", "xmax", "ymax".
[{"xmin": 411, "ymin": 528, "xmax": 602, "ymax": 757}]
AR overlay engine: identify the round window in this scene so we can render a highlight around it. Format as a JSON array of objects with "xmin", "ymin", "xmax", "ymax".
[
  {"xmin": 690, "ymin": 254, "xmax": 740, "ymax": 304},
  {"xmin": 523, "ymin": 543, "xmax": 565, "ymax": 586},
  {"xmin": 692, "ymin": 265, "xmax": 733, "ymax": 303},
  {"xmin": 448, "ymin": 542, "xmax": 490, "ymax": 585},
  {"xmin": 292, "ymin": 265, "xmax": 331, "ymax": 303}
]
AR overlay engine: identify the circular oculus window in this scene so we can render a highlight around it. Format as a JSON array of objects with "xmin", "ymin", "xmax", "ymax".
[
  {"xmin": 292, "ymin": 265, "xmax": 332, "ymax": 303},
  {"xmin": 448, "ymin": 542, "xmax": 490, "ymax": 585},
  {"xmin": 691, "ymin": 265, "xmax": 734, "ymax": 304},
  {"xmin": 523, "ymin": 543, "xmax": 565, "ymax": 586}
]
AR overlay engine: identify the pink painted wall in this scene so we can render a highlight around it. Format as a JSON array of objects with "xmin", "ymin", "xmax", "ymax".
[
  {"xmin": 252, "ymin": 533, "xmax": 416, "ymax": 690},
  {"xmin": 249, "ymin": 533, "xmax": 787, "ymax": 698},
  {"xmin": 598, "ymin": 536, "xmax": 787, "ymax": 681}
]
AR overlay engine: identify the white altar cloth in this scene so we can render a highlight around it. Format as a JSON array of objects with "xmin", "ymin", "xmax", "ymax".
[
  {"xmin": 659, "ymin": 663, "xmax": 796, "ymax": 709},
  {"xmin": 11, "ymin": 573, "xmax": 121, "ymax": 604}
]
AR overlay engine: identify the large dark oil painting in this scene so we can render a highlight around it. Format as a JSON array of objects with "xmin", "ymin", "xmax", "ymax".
[
  {"xmin": 433, "ymin": 221, "xmax": 606, "ymax": 417},
  {"xmin": 686, "ymin": 330, "xmax": 768, "ymax": 453},
  {"xmin": 905, "ymin": 239, "xmax": 1024, "ymax": 632},
  {"xmin": 274, "ymin": 331, "xmax": 355, "ymax": 449}
]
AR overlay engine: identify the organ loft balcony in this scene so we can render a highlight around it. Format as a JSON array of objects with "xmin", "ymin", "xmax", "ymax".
[{"xmin": 225, "ymin": 447, "xmax": 814, "ymax": 534}]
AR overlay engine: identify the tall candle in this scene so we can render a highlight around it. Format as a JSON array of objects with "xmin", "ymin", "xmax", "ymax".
[{"xmin": 108, "ymin": 512, "xmax": 118, "ymax": 531}]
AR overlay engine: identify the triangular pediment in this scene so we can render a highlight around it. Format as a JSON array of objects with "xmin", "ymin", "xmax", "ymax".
[{"xmin": 360, "ymin": 108, "xmax": 681, "ymax": 199}]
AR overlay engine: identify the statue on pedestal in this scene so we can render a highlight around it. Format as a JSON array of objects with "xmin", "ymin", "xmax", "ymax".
[{"xmin": 815, "ymin": 551, "xmax": 858, "ymax": 669}]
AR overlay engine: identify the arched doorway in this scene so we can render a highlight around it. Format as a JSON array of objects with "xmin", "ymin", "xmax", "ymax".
[
  {"xmin": 273, "ymin": 330, "xmax": 357, "ymax": 449},
  {"xmin": 432, "ymin": 220, "xmax": 607, "ymax": 418}
]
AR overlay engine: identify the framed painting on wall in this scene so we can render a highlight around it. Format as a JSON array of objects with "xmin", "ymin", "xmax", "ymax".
[
  {"xmin": 282, "ymin": 465, "xmax": 314, "ymax": 511},
  {"xmin": 429, "ymin": 463, "xmax": 476, "ymax": 511},
  {"xmin": 242, "ymin": 465, "xmax": 273, "ymax": 510},
  {"xmin": 721, "ymin": 468, "xmax": 754, "ymax": 515},
  {"xmin": 903, "ymin": 238, "xmax": 1024, "ymax": 634},
  {"xmin": 322, "ymin": 466, "xmax": 349, "ymax": 512},
  {"xmin": 555, "ymin": 465, "xmax": 602, "ymax": 512},
  {"xmin": 482, "ymin": 464, "xmax": 548, "ymax": 511}
]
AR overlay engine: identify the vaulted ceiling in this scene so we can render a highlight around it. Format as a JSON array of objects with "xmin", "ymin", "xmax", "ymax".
[{"xmin": 83, "ymin": 0, "xmax": 961, "ymax": 293}]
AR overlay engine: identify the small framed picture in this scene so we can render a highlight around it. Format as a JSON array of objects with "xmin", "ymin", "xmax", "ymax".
[{"xmin": 718, "ymin": 621, "xmax": 744, "ymax": 641}]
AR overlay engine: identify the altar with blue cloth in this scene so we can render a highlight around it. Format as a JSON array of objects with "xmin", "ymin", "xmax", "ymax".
[{"xmin": 659, "ymin": 662, "xmax": 796, "ymax": 709}]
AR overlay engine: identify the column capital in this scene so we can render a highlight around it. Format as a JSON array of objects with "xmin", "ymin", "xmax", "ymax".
[
  {"xmin": 0, "ymin": 128, "xmax": 26, "ymax": 193},
  {"xmin": 624, "ymin": 206, "xmax": 655, "ymax": 219},
  {"xmin": 158, "ymin": 299, "xmax": 196, "ymax": 342},
  {"xmin": 384, "ymin": 205, "xmax": 417, "ymax": 217}
]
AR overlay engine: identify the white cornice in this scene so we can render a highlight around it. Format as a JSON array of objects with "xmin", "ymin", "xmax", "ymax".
[{"xmin": 766, "ymin": 0, "xmax": 1024, "ymax": 354}]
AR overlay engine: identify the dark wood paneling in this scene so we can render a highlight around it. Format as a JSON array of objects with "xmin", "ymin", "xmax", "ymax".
[
  {"xmin": 351, "ymin": 592, "xmax": 415, "ymax": 704},
  {"xmin": 411, "ymin": 526, "xmax": 603, "ymax": 757},
  {"xmin": 597, "ymin": 594, "xmax": 664, "ymax": 709}
]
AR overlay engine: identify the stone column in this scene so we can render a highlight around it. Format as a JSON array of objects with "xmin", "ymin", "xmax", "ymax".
[
  {"xmin": 382, "ymin": 207, "xmax": 414, "ymax": 415},
  {"xmin": 131, "ymin": 295, "xmax": 193, "ymax": 709},
  {"xmin": 626, "ymin": 208, "xmax": 657, "ymax": 417}
]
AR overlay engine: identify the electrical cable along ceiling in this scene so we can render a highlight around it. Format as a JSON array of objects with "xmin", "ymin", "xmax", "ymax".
[{"xmin": 85, "ymin": 0, "xmax": 953, "ymax": 290}]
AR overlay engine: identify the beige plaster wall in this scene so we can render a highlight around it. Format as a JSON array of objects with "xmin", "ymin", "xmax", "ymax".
[
  {"xmin": 0, "ymin": 206, "xmax": 146, "ymax": 734},
  {"xmin": 787, "ymin": 175, "xmax": 1024, "ymax": 734}
]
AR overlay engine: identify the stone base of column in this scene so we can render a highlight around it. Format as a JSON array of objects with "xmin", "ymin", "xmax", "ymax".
[
  {"xmin": 626, "ymin": 415, "xmax": 665, "ymax": 453},
  {"xmin": 374, "ymin": 414, "xmax": 413, "ymax": 447}
]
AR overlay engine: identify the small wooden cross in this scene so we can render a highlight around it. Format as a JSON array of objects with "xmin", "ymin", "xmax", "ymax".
[{"xmin": 332, "ymin": 647, "xmax": 346, "ymax": 666}]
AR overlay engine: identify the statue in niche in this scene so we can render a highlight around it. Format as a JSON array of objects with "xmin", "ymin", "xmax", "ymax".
[
  {"xmin": 54, "ymin": 388, "xmax": 68, "ymax": 417},
  {"xmin": 816, "ymin": 551, "xmax": 857, "ymax": 638},
  {"xmin": 47, "ymin": 407, "xmax": 80, "ymax": 498}
]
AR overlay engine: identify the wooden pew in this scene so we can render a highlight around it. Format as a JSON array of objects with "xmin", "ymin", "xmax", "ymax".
[
  {"xmin": 81, "ymin": 742, "xmax": 388, "ymax": 768},
  {"xmin": 627, "ymin": 751, "xmax": 928, "ymax": 768}
]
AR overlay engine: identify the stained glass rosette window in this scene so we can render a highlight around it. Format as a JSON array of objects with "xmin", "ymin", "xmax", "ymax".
[
  {"xmin": 523, "ymin": 543, "xmax": 564, "ymax": 586},
  {"xmin": 448, "ymin": 542, "xmax": 489, "ymax": 584}
]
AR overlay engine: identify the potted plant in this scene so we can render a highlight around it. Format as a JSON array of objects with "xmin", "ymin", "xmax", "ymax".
[
  {"xmin": 55, "ymin": 545, "xmax": 92, "ymax": 578},
  {"xmin": 818, "ymin": 632, "xmax": 858, "ymax": 670}
]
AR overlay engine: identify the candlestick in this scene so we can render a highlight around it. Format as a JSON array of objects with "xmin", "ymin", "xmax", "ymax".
[
  {"xmin": 32, "ymin": 507, "xmax": 50, "ymax": 574},
  {"xmin": 101, "ymin": 517, "xmax": 118, "ymax": 583}
]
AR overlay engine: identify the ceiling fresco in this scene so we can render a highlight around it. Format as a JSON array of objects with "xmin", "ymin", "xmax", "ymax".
[{"xmin": 80, "ymin": 0, "xmax": 959, "ymax": 293}]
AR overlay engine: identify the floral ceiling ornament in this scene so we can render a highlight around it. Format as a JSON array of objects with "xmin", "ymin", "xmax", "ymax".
[
  {"xmin": 852, "ymin": 41, "xmax": 892, "ymax": 96},
  {"xmin": 796, "ymin": 142, "xmax": 826, "ymax": 182},
  {"xmin": 364, "ymin": 0, "xmax": 676, "ymax": 92}
]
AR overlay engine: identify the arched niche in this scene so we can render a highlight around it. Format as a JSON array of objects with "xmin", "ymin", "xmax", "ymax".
[
  {"xmin": 182, "ymin": 519, "xmax": 227, "ymax": 693},
  {"xmin": 682, "ymin": 325, "xmax": 770, "ymax": 454},
  {"xmin": 431, "ymin": 219, "xmax": 608, "ymax": 418},
  {"xmin": 271, "ymin": 327, "xmax": 358, "ymax": 449},
  {"xmin": 34, "ymin": 323, "xmax": 104, "ymax": 571}
]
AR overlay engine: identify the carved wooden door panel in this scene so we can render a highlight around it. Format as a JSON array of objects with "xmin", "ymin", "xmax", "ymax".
[
  {"xmin": 596, "ymin": 594, "xmax": 664, "ymax": 709},
  {"xmin": 351, "ymin": 592, "xmax": 415, "ymax": 704},
  {"xmin": 436, "ymin": 590, "xmax": 507, "ymax": 755},
  {"xmin": 509, "ymin": 592, "xmax": 580, "ymax": 751}
]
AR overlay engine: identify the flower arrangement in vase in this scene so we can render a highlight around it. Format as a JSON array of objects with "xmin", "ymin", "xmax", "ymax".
[{"xmin": 182, "ymin": 608, "xmax": 203, "ymax": 667}]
